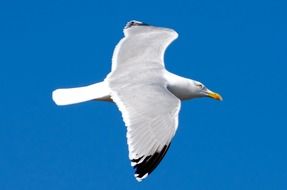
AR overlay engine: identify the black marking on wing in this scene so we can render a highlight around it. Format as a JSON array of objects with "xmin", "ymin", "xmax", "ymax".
[
  {"xmin": 131, "ymin": 156, "xmax": 144, "ymax": 163},
  {"xmin": 125, "ymin": 20, "xmax": 149, "ymax": 29},
  {"xmin": 133, "ymin": 143, "xmax": 171, "ymax": 180}
]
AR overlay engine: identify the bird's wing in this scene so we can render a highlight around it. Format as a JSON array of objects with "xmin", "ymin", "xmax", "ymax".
[
  {"xmin": 106, "ymin": 22, "xmax": 180, "ymax": 181},
  {"xmin": 111, "ymin": 21, "xmax": 178, "ymax": 72},
  {"xmin": 107, "ymin": 69, "xmax": 181, "ymax": 181}
]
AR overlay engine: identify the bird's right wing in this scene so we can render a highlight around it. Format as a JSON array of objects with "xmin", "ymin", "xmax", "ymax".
[{"xmin": 107, "ymin": 65, "xmax": 181, "ymax": 181}]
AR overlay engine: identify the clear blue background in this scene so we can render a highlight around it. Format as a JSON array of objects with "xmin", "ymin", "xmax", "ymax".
[{"xmin": 0, "ymin": 0, "xmax": 286, "ymax": 189}]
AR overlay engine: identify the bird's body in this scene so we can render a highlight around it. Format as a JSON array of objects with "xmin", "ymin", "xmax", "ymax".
[{"xmin": 52, "ymin": 20, "xmax": 222, "ymax": 181}]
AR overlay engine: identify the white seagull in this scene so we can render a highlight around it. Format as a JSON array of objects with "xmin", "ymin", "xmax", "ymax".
[{"xmin": 52, "ymin": 20, "xmax": 222, "ymax": 181}]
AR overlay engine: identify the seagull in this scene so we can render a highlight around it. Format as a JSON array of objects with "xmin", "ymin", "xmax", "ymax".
[{"xmin": 52, "ymin": 20, "xmax": 222, "ymax": 181}]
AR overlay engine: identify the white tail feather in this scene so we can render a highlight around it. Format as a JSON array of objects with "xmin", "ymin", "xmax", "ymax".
[{"xmin": 52, "ymin": 81, "xmax": 110, "ymax": 106}]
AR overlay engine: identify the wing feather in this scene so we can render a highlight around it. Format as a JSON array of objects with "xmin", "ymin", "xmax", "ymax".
[
  {"xmin": 106, "ymin": 22, "xmax": 180, "ymax": 181},
  {"xmin": 111, "ymin": 23, "xmax": 178, "ymax": 72}
]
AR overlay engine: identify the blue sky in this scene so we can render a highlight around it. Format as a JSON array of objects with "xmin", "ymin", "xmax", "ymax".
[{"xmin": 0, "ymin": 0, "xmax": 286, "ymax": 189}]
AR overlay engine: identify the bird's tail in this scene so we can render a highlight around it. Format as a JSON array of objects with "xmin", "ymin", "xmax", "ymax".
[{"xmin": 52, "ymin": 81, "xmax": 111, "ymax": 106}]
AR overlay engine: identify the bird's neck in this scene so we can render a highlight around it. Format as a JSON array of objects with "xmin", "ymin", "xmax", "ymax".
[{"xmin": 165, "ymin": 71, "xmax": 195, "ymax": 100}]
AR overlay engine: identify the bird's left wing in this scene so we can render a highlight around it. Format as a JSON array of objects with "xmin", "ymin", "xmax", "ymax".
[
  {"xmin": 106, "ymin": 66, "xmax": 181, "ymax": 181},
  {"xmin": 111, "ymin": 20, "xmax": 178, "ymax": 72}
]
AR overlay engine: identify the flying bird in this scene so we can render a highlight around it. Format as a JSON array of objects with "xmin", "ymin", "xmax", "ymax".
[{"xmin": 52, "ymin": 20, "xmax": 222, "ymax": 181}]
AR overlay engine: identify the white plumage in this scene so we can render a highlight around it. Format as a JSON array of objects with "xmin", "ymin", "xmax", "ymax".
[{"xmin": 52, "ymin": 20, "xmax": 222, "ymax": 181}]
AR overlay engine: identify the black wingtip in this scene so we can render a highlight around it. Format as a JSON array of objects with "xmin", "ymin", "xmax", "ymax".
[
  {"xmin": 132, "ymin": 144, "xmax": 171, "ymax": 181},
  {"xmin": 124, "ymin": 20, "xmax": 149, "ymax": 29}
]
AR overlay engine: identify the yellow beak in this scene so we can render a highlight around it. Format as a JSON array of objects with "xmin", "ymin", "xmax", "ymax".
[{"xmin": 207, "ymin": 91, "xmax": 223, "ymax": 101}]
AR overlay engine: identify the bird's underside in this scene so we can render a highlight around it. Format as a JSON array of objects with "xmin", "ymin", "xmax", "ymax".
[{"xmin": 52, "ymin": 20, "xmax": 222, "ymax": 182}]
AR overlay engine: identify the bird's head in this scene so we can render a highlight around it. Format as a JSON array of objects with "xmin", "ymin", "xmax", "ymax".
[{"xmin": 192, "ymin": 81, "xmax": 223, "ymax": 101}]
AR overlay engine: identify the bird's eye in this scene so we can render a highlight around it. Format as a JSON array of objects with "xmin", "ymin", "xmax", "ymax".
[
  {"xmin": 196, "ymin": 84, "xmax": 203, "ymax": 89},
  {"xmin": 195, "ymin": 84, "xmax": 203, "ymax": 88}
]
